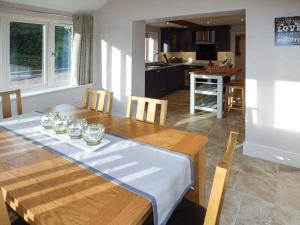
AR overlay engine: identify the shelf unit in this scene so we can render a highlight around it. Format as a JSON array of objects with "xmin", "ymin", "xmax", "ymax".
[{"xmin": 190, "ymin": 73, "xmax": 223, "ymax": 118}]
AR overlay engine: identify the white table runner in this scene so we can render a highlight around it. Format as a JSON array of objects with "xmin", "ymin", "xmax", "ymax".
[{"xmin": 0, "ymin": 112, "xmax": 194, "ymax": 225}]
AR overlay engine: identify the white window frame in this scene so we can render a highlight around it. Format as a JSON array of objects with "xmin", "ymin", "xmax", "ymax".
[
  {"xmin": 0, "ymin": 12, "xmax": 74, "ymax": 93},
  {"xmin": 52, "ymin": 23, "xmax": 74, "ymax": 87}
]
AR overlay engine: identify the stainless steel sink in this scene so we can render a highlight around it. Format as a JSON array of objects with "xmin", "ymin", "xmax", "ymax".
[
  {"xmin": 146, "ymin": 65, "xmax": 162, "ymax": 68},
  {"xmin": 145, "ymin": 63, "xmax": 170, "ymax": 69}
]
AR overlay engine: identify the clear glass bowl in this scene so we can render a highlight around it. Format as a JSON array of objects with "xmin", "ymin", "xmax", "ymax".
[
  {"xmin": 82, "ymin": 124, "xmax": 105, "ymax": 146},
  {"xmin": 66, "ymin": 119, "xmax": 88, "ymax": 139},
  {"xmin": 41, "ymin": 112, "xmax": 60, "ymax": 129},
  {"xmin": 52, "ymin": 115, "xmax": 68, "ymax": 134}
]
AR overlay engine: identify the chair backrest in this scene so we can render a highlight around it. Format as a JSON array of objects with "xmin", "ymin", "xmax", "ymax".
[
  {"xmin": 84, "ymin": 88, "xmax": 113, "ymax": 114},
  {"xmin": 126, "ymin": 96, "xmax": 168, "ymax": 126},
  {"xmin": 204, "ymin": 131, "xmax": 239, "ymax": 225},
  {"xmin": 0, "ymin": 188, "xmax": 10, "ymax": 225},
  {"xmin": 0, "ymin": 89, "xmax": 23, "ymax": 119}
]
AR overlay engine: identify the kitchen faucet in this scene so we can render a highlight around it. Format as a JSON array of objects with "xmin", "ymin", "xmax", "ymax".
[{"xmin": 153, "ymin": 52, "xmax": 159, "ymax": 63}]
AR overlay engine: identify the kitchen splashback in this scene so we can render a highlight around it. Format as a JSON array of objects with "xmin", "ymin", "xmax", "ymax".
[{"xmin": 163, "ymin": 52, "xmax": 196, "ymax": 62}]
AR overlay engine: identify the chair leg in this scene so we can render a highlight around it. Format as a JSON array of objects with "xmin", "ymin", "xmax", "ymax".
[
  {"xmin": 228, "ymin": 87, "xmax": 233, "ymax": 112},
  {"xmin": 242, "ymin": 88, "xmax": 245, "ymax": 118},
  {"xmin": 224, "ymin": 87, "xmax": 229, "ymax": 113}
]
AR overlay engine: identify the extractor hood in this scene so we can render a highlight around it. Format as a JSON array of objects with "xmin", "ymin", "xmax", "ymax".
[{"xmin": 195, "ymin": 30, "xmax": 215, "ymax": 44}]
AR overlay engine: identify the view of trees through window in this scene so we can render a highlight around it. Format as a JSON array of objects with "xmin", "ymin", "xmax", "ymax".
[
  {"xmin": 55, "ymin": 25, "xmax": 72, "ymax": 82},
  {"xmin": 9, "ymin": 22, "xmax": 72, "ymax": 89},
  {"xmin": 9, "ymin": 22, "xmax": 44, "ymax": 89}
]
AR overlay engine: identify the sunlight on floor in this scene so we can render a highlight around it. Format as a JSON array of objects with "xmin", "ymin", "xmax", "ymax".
[{"xmin": 174, "ymin": 112, "xmax": 216, "ymax": 126}]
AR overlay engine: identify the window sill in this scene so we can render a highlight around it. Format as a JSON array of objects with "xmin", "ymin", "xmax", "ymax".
[{"xmin": 21, "ymin": 84, "xmax": 94, "ymax": 99}]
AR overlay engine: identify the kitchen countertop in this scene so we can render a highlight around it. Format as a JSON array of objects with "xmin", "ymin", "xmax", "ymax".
[
  {"xmin": 189, "ymin": 68, "xmax": 242, "ymax": 77},
  {"xmin": 145, "ymin": 63, "xmax": 206, "ymax": 71}
]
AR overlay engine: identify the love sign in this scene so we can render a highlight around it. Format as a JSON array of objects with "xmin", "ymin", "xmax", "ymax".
[{"xmin": 275, "ymin": 17, "xmax": 300, "ymax": 46}]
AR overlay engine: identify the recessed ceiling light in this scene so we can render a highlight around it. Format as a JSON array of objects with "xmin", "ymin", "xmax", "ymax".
[{"xmin": 206, "ymin": 21, "xmax": 210, "ymax": 25}]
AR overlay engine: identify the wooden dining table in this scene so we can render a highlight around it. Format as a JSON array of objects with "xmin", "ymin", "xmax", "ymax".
[{"xmin": 0, "ymin": 104, "xmax": 208, "ymax": 225}]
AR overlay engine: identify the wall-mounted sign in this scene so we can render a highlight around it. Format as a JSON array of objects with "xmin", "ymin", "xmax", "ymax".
[{"xmin": 275, "ymin": 17, "xmax": 300, "ymax": 46}]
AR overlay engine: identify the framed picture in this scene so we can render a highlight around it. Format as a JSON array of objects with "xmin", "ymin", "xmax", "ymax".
[{"xmin": 275, "ymin": 17, "xmax": 300, "ymax": 46}]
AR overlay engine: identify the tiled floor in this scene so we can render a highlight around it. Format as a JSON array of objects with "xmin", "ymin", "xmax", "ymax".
[{"xmin": 162, "ymin": 90, "xmax": 300, "ymax": 225}]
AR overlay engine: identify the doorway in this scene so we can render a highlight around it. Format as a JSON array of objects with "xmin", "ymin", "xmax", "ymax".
[{"xmin": 235, "ymin": 34, "xmax": 246, "ymax": 81}]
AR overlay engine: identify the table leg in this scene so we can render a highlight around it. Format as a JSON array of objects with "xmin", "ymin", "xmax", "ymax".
[
  {"xmin": 186, "ymin": 145, "xmax": 206, "ymax": 207},
  {"xmin": 0, "ymin": 187, "xmax": 10, "ymax": 225},
  {"xmin": 190, "ymin": 74, "xmax": 195, "ymax": 114},
  {"xmin": 197, "ymin": 145, "xmax": 206, "ymax": 206},
  {"xmin": 217, "ymin": 77, "xmax": 223, "ymax": 119}
]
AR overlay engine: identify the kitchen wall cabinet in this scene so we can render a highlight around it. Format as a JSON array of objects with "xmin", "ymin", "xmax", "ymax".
[
  {"xmin": 161, "ymin": 28, "xmax": 180, "ymax": 52},
  {"xmin": 145, "ymin": 66, "xmax": 185, "ymax": 98},
  {"xmin": 214, "ymin": 26, "xmax": 231, "ymax": 52},
  {"xmin": 179, "ymin": 29, "xmax": 195, "ymax": 51},
  {"xmin": 161, "ymin": 28, "xmax": 195, "ymax": 52},
  {"xmin": 161, "ymin": 26, "xmax": 230, "ymax": 53}
]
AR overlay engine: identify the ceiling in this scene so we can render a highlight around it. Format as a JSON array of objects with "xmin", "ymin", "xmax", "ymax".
[
  {"xmin": 1, "ymin": 0, "xmax": 109, "ymax": 13},
  {"xmin": 147, "ymin": 11, "xmax": 245, "ymax": 28}
]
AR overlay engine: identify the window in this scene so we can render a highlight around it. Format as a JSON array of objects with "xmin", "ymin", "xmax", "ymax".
[
  {"xmin": 9, "ymin": 22, "xmax": 45, "ymax": 89},
  {"xmin": 55, "ymin": 25, "xmax": 72, "ymax": 83},
  {"xmin": 0, "ymin": 15, "xmax": 74, "ymax": 92}
]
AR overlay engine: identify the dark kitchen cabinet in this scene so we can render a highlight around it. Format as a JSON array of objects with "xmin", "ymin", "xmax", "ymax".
[
  {"xmin": 161, "ymin": 28, "xmax": 180, "ymax": 52},
  {"xmin": 161, "ymin": 26, "xmax": 230, "ymax": 53},
  {"xmin": 145, "ymin": 66, "xmax": 185, "ymax": 98},
  {"xmin": 161, "ymin": 28, "xmax": 196, "ymax": 52},
  {"xmin": 179, "ymin": 29, "xmax": 195, "ymax": 51},
  {"xmin": 145, "ymin": 69, "xmax": 164, "ymax": 98},
  {"xmin": 214, "ymin": 26, "xmax": 231, "ymax": 52}
]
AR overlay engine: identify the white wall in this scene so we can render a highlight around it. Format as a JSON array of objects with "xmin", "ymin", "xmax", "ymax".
[{"xmin": 93, "ymin": 0, "xmax": 300, "ymax": 168}]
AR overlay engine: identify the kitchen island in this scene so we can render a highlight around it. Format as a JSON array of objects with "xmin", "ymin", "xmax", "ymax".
[{"xmin": 189, "ymin": 68, "xmax": 241, "ymax": 118}]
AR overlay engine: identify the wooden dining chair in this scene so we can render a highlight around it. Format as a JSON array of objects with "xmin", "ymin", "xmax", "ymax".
[
  {"xmin": 126, "ymin": 96, "xmax": 168, "ymax": 126},
  {"xmin": 144, "ymin": 131, "xmax": 239, "ymax": 225},
  {"xmin": 0, "ymin": 189, "xmax": 28, "ymax": 225},
  {"xmin": 0, "ymin": 89, "xmax": 23, "ymax": 119},
  {"xmin": 84, "ymin": 88, "xmax": 113, "ymax": 114}
]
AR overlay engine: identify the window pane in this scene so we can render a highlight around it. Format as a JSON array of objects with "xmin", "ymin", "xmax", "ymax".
[
  {"xmin": 55, "ymin": 26, "xmax": 72, "ymax": 83},
  {"xmin": 10, "ymin": 22, "xmax": 44, "ymax": 89}
]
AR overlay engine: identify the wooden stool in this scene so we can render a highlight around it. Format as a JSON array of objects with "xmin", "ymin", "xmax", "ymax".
[{"xmin": 225, "ymin": 81, "xmax": 245, "ymax": 116}]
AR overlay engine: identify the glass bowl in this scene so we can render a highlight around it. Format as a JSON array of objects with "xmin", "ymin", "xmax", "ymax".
[
  {"xmin": 40, "ymin": 112, "xmax": 60, "ymax": 129},
  {"xmin": 82, "ymin": 124, "xmax": 105, "ymax": 146},
  {"xmin": 52, "ymin": 115, "xmax": 68, "ymax": 134},
  {"xmin": 66, "ymin": 119, "xmax": 88, "ymax": 139}
]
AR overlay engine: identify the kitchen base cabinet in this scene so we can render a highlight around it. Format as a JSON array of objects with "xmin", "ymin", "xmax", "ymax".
[{"xmin": 145, "ymin": 66, "xmax": 185, "ymax": 98}]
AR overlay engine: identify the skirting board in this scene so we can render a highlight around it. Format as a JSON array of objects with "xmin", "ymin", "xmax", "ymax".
[{"xmin": 243, "ymin": 142, "xmax": 300, "ymax": 168}]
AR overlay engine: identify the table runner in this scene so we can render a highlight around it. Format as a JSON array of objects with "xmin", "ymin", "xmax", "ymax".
[{"xmin": 0, "ymin": 112, "xmax": 194, "ymax": 225}]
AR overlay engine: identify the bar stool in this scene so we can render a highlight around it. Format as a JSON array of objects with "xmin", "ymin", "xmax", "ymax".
[{"xmin": 225, "ymin": 81, "xmax": 245, "ymax": 117}]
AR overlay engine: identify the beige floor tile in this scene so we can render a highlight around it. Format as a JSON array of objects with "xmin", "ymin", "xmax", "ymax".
[
  {"xmin": 233, "ymin": 154, "xmax": 278, "ymax": 179},
  {"xmin": 271, "ymin": 204, "xmax": 300, "ymax": 225},
  {"xmin": 162, "ymin": 90, "xmax": 300, "ymax": 225},
  {"xmin": 235, "ymin": 172, "xmax": 277, "ymax": 203},
  {"xmin": 235, "ymin": 195, "xmax": 274, "ymax": 225},
  {"xmin": 221, "ymin": 189, "xmax": 244, "ymax": 222}
]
